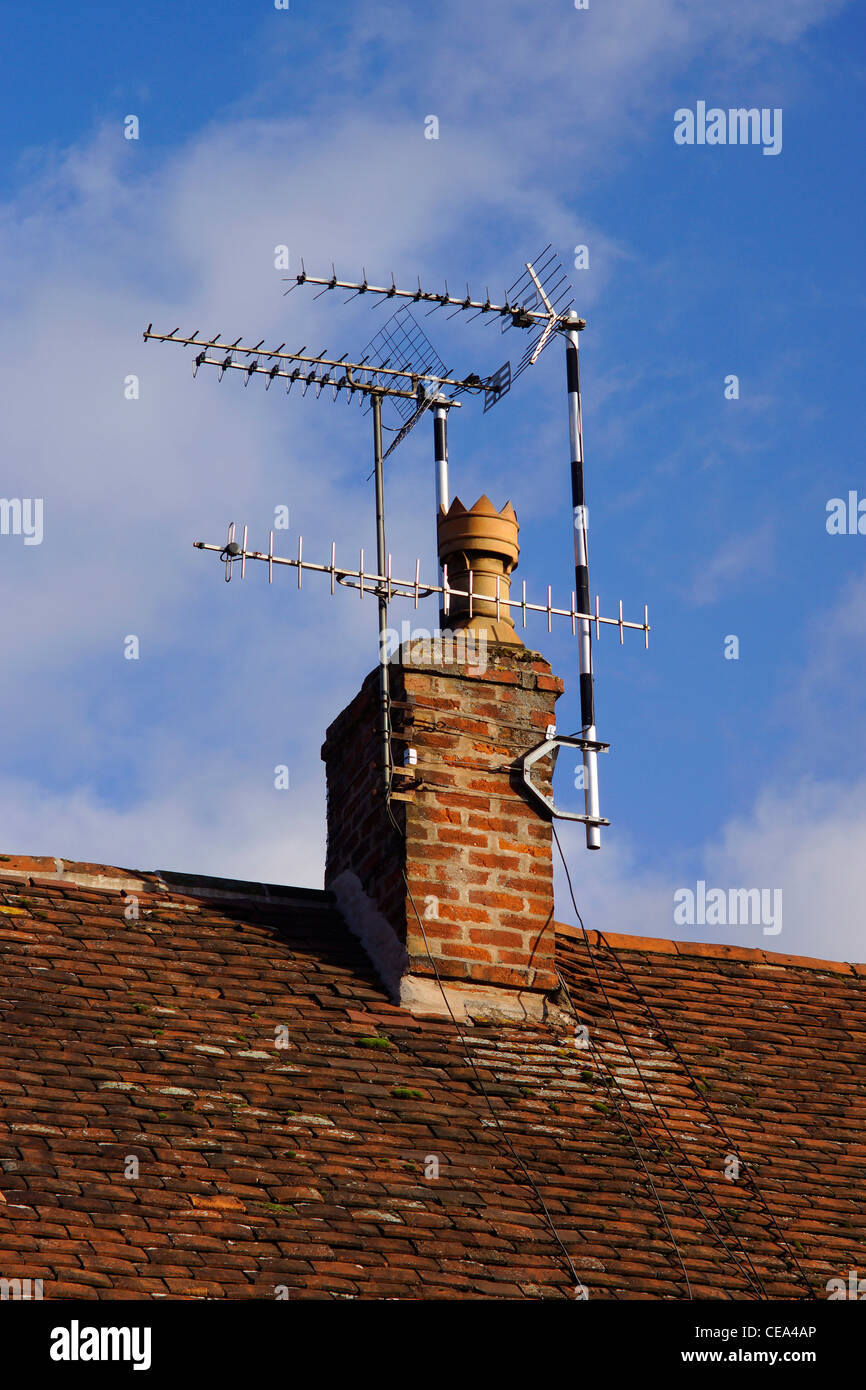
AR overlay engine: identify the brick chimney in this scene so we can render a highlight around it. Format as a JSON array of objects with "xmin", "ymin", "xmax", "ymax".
[{"xmin": 321, "ymin": 497, "xmax": 563, "ymax": 1022}]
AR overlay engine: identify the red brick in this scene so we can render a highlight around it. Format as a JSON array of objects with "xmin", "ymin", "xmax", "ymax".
[
  {"xmin": 467, "ymin": 928, "xmax": 525, "ymax": 948},
  {"xmin": 439, "ymin": 941, "xmax": 493, "ymax": 963}
]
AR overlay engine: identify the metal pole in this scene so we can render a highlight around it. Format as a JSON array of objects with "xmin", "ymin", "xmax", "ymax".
[
  {"xmin": 433, "ymin": 400, "xmax": 449, "ymax": 626},
  {"xmin": 434, "ymin": 401, "xmax": 450, "ymax": 514},
  {"xmin": 565, "ymin": 321, "xmax": 601, "ymax": 849},
  {"xmin": 372, "ymin": 394, "xmax": 392, "ymax": 798}
]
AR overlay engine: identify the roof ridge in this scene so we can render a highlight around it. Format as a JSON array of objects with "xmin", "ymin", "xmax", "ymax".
[
  {"xmin": 0, "ymin": 855, "xmax": 335, "ymax": 909},
  {"xmin": 554, "ymin": 921, "xmax": 866, "ymax": 976},
  {"xmin": 0, "ymin": 855, "xmax": 857, "ymax": 971}
]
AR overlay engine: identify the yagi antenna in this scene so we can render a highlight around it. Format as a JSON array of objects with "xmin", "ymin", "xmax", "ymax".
[
  {"xmin": 284, "ymin": 247, "xmax": 616, "ymax": 849},
  {"xmin": 144, "ymin": 313, "xmax": 506, "ymax": 802},
  {"xmin": 195, "ymin": 520, "xmax": 649, "ymax": 829},
  {"xmin": 200, "ymin": 521, "xmax": 648, "ymax": 651},
  {"xmin": 143, "ymin": 324, "xmax": 488, "ymax": 403}
]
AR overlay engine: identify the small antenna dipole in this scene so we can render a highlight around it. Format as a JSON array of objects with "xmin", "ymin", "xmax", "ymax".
[{"xmin": 286, "ymin": 248, "xmax": 611, "ymax": 849}]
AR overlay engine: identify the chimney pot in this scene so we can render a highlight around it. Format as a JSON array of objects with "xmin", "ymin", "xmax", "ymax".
[{"xmin": 438, "ymin": 495, "xmax": 522, "ymax": 646}]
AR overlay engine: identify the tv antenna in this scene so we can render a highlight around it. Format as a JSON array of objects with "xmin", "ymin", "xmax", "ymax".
[
  {"xmin": 146, "ymin": 248, "xmax": 648, "ymax": 846},
  {"xmin": 283, "ymin": 246, "xmax": 621, "ymax": 849}
]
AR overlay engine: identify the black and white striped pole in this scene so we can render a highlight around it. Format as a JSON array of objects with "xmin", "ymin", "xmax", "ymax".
[
  {"xmin": 564, "ymin": 314, "xmax": 602, "ymax": 849},
  {"xmin": 433, "ymin": 399, "xmax": 450, "ymax": 626}
]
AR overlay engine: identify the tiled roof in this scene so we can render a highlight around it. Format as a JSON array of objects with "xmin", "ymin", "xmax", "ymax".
[{"xmin": 0, "ymin": 855, "xmax": 864, "ymax": 1300}]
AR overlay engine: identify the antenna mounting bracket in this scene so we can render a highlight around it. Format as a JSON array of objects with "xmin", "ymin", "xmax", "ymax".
[{"xmin": 519, "ymin": 735, "xmax": 611, "ymax": 826}]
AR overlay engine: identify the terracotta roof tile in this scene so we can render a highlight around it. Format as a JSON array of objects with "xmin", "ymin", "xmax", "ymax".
[{"xmin": 0, "ymin": 856, "xmax": 864, "ymax": 1298}]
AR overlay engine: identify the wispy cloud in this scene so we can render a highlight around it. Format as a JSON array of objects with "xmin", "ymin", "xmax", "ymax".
[{"xmin": 688, "ymin": 521, "xmax": 775, "ymax": 605}]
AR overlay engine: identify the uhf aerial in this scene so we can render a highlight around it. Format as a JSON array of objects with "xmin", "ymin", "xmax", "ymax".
[{"xmin": 144, "ymin": 245, "xmax": 648, "ymax": 847}]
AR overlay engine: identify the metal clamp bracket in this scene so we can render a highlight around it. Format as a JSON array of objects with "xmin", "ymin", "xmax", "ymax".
[{"xmin": 519, "ymin": 735, "xmax": 611, "ymax": 826}]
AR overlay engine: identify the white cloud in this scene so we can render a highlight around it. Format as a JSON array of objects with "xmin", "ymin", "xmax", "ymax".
[
  {"xmin": 704, "ymin": 777, "xmax": 866, "ymax": 959},
  {"xmin": 327, "ymin": 0, "xmax": 850, "ymax": 161},
  {"xmin": 0, "ymin": 762, "xmax": 326, "ymax": 890},
  {"xmin": 555, "ymin": 774, "xmax": 866, "ymax": 963}
]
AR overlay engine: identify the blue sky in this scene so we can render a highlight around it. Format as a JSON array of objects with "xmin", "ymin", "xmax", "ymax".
[{"xmin": 1, "ymin": 0, "xmax": 865, "ymax": 958}]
